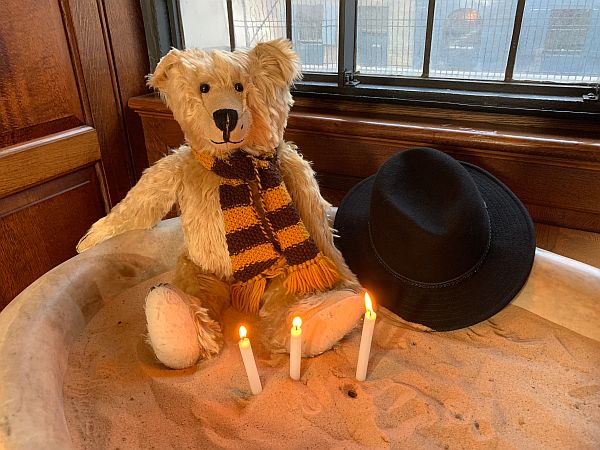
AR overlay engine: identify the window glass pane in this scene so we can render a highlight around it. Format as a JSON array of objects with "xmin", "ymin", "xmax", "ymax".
[
  {"xmin": 514, "ymin": 0, "xmax": 600, "ymax": 83},
  {"xmin": 231, "ymin": 0, "xmax": 338, "ymax": 73},
  {"xmin": 430, "ymin": 0, "xmax": 518, "ymax": 80},
  {"xmin": 180, "ymin": 0, "xmax": 231, "ymax": 50},
  {"xmin": 356, "ymin": 0, "xmax": 428, "ymax": 76},
  {"xmin": 292, "ymin": 0, "xmax": 338, "ymax": 72},
  {"xmin": 231, "ymin": 0, "xmax": 286, "ymax": 48}
]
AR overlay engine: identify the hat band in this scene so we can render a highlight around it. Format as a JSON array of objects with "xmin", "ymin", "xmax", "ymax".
[{"xmin": 367, "ymin": 214, "xmax": 492, "ymax": 290}]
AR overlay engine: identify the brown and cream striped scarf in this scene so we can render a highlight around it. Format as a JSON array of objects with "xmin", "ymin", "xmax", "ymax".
[{"xmin": 193, "ymin": 148, "xmax": 340, "ymax": 314}]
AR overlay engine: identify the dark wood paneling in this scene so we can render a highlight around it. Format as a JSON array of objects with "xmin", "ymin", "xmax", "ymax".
[
  {"xmin": 0, "ymin": 127, "xmax": 100, "ymax": 197},
  {"xmin": 286, "ymin": 113, "xmax": 600, "ymax": 166},
  {"xmin": 130, "ymin": 93, "xmax": 600, "ymax": 233},
  {"xmin": 104, "ymin": 0, "xmax": 151, "ymax": 180},
  {"xmin": 285, "ymin": 108, "xmax": 600, "ymax": 232},
  {"xmin": 65, "ymin": 0, "xmax": 136, "ymax": 204},
  {"xmin": 0, "ymin": 0, "xmax": 151, "ymax": 310},
  {"xmin": 0, "ymin": 0, "xmax": 150, "ymax": 202},
  {"xmin": 129, "ymin": 94, "xmax": 187, "ymax": 163},
  {"xmin": 140, "ymin": 116, "xmax": 186, "ymax": 164},
  {"xmin": 0, "ymin": 0, "xmax": 85, "ymax": 148},
  {"xmin": 0, "ymin": 166, "xmax": 106, "ymax": 309}
]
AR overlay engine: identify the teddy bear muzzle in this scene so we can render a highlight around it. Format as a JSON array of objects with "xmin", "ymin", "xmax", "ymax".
[{"xmin": 209, "ymin": 108, "xmax": 251, "ymax": 146}]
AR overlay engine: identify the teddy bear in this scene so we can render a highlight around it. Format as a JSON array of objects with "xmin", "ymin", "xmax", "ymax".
[{"xmin": 77, "ymin": 39, "xmax": 364, "ymax": 370}]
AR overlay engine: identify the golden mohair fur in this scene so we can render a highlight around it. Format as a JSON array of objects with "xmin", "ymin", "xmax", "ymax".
[
  {"xmin": 77, "ymin": 39, "xmax": 362, "ymax": 368},
  {"xmin": 147, "ymin": 39, "xmax": 300, "ymax": 154}
]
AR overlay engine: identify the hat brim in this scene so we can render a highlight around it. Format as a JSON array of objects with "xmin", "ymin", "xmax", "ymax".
[{"xmin": 334, "ymin": 162, "xmax": 536, "ymax": 331}]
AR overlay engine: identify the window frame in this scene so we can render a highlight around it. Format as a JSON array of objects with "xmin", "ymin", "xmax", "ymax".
[
  {"xmin": 297, "ymin": 0, "xmax": 600, "ymax": 117},
  {"xmin": 144, "ymin": 0, "xmax": 600, "ymax": 117}
]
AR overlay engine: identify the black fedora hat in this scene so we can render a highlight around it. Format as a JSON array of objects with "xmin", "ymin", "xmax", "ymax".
[{"xmin": 334, "ymin": 147, "xmax": 536, "ymax": 331}]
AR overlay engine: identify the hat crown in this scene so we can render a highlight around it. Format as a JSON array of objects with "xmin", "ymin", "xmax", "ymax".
[{"xmin": 370, "ymin": 148, "xmax": 491, "ymax": 285}]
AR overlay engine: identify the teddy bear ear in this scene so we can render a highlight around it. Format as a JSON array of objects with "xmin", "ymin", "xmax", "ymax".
[
  {"xmin": 247, "ymin": 39, "xmax": 302, "ymax": 87},
  {"xmin": 146, "ymin": 48, "xmax": 184, "ymax": 92}
]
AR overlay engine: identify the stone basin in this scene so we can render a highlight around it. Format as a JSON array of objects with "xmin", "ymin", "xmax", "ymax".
[
  {"xmin": 0, "ymin": 217, "xmax": 599, "ymax": 449},
  {"xmin": 0, "ymin": 219, "xmax": 184, "ymax": 449}
]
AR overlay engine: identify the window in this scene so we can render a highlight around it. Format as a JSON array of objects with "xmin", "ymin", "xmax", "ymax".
[
  {"xmin": 293, "ymin": 1, "xmax": 338, "ymax": 72},
  {"xmin": 514, "ymin": 3, "xmax": 599, "ymax": 83},
  {"xmin": 429, "ymin": 3, "xmax": 514, "ymax": 80},
  {"xmin": 230, "ymin": 0, "xmax": 286, "ymax": 48},
  {"xmin": 147, "ymin": 0, "xmax": 600, "ymax": 115},
  {"xmin": 545, "ymin": 9, "xmax": 590, "ymax": 53},
  {"xmin": 356, "ymin": 4, "xmax": 391, "ymax": 71}
]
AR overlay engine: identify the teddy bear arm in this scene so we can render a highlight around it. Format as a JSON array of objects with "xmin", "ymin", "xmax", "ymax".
[
  {"xmin": 278, "ymin": 144, "xmax": 360, "ymax": 290},
  {"xmin": 76, "ymin": 152, "xmax": 183, "ymax": 252}
]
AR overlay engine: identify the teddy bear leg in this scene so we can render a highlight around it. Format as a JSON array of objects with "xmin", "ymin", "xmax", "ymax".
[
  {"xmin": 145, "ymin": 255, "xmax": 229, "ymax": 369},
  {"xmin": 263, "ymin": 279, "xmax": 364, "ymax": 357}
]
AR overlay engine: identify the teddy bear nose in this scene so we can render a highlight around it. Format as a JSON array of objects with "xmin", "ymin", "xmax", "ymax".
[{"xmin": 213, "ymin": 109, "xmax": 238, "ymax": 134}]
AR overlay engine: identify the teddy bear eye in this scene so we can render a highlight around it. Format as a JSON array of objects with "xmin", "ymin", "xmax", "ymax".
[
  {"xmin": 200, "ymin": 83, "xmax": 210, "ymax": 94},
  {"xmin": 234, "ymin": 83, "xmax": 244, "ymax": 92}
]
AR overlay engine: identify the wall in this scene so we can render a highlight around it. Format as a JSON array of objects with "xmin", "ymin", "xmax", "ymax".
[{"xmin": 0, "ymin": 0, "xmax": 150, "ymax": 309}]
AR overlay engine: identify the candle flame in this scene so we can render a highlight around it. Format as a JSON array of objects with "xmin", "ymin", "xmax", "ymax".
[
  {"xmin": 292, "ymin": 316, "xmax": 302, "ymax": 329},
  {"xmin": 365, "ymin": 292, "xmax": 374, "ymax": 313},
  {"xmin": 239, "ymin": 325, "xmax": 247, "ymax": 339}
]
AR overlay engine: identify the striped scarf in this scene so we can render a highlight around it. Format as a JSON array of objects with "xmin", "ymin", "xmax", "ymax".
[{"xmin": 193, "ymin": 148, "xmax": 340, "ymax": 314}]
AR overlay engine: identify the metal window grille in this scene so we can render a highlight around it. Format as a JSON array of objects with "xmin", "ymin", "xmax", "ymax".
[
  {"xmin": 293, "ymin": 0, "xmax": 339, "ymax": 72},
  {"xmin": 513, "ymin": 0, "xmax": 600, "ymax": 83},
  {"xmin": 230, "ymin": 0, "xmax": 286, "ymax": 48},
  {"xmin": 155, "ymin": 0, "xmax": 600, "ymax": 114},
  {"xmin": 226, "ymin": 0, "xmax": 598, "ymax": 82},
  {"xmin": 429, "ymin": 1, "xmax": 518, "ymax": 80}
]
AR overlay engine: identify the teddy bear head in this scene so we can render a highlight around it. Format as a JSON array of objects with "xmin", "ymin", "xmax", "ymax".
[{"xmin": 148, "ymin": 39, "xmax": 301, "ymax": 156}]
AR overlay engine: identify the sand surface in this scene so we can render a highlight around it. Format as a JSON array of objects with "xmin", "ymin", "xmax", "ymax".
[{"xmin": 64, "ymin": 272, "xmax": 600, "ymax": 449}]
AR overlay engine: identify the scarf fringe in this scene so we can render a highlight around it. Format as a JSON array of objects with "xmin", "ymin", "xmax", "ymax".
[
  {"xmin": 231, "ymin": 262, "xmax": 285, "ymax": 314},
  {"xmin": 231, "ymin": 277, "xmax": 267, "ymax": 314},
  {"xmin": 284, "ymin": 254, "xmax": 340, "ymax": 296}
]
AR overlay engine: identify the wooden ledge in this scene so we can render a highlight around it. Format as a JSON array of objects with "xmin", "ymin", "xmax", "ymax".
[
  {"xmin": 129, "ymin": 94, "xmax": 173, "ymax": 118},
  {"xmin": 129, "ymin": 93, "xmax": 600, "ymax": 165},
  {"xmin": 129, "ymin": 93, "xmax": 600, "ymax": 232},
  {"xmin": 288, "ymin": 111, "xmax": 600, "ymax": 168}
]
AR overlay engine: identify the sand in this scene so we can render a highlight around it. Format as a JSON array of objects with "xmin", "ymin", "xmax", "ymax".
[{"xmin": 64, "ymin": 271, "xmax": 600, "ymax": 449}]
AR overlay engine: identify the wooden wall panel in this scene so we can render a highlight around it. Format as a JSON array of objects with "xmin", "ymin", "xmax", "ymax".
[
  {"xmin": 129, "ymin": 95, "xmax": 187, "ymax": 164},
  {"xmin": 65, "ymin": 0, "xmax": 136, "ymax": 204},
  {"xmin": 0, "ymin": 0, "xmax": 151, "ymax": 310},
  {"xmin": 103, "ymin": 0, "xmax": 151, "ymax": 180},
  {"xmin": 0, "ymin": 127, "xmax": 100, "ymax": 197},
  {"xmin": 0, "ymin": 0, "xmax": 85, "ymax": 148},
  {"xmin": 140, "ymin": 116, "xmax": 187, "ymax": 164},
  {"xmin": 285, "ymin": 104, "xmax": 600, "ymax": 233},
  {"xmin": 285, "ymin": 126, "xmax": 600, "ymax": 231},
  {"xmin": 291, "ymin": 96, "xmax": 600, "ymax": 137},
  {"xmin": 284, "ymin": 131, "xmax": 414, "ymax": 178},
  {"xmin": 0, "ymin": 166, "xmax": 106, "ymax": 309}
]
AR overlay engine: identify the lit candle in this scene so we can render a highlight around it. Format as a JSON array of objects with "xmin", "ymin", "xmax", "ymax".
[
  {"xmin": 238, "ymin": 325, "xmax": 262, "ymax": 395},
  {"xmin": 289, "ymin": 316, "xmax": 302, "ymax": 380},
  {"xmin": 356, "ymin": 292, "xmax": 377, "ymax": 381}
]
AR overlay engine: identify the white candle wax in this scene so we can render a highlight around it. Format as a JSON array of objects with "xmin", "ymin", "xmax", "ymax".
[
  {"xmin": 356, "ymin": 293, "xmax": 377, "ymax": 381},
  {"xmin": 238, "ymin": 326, "xmax": 262, "ymax": 395},
  {"xmin": 289, "ymin": 316, "xmax": 302, "ymax": 380}
]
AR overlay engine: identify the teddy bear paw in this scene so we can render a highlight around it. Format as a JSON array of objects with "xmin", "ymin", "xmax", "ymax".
[
  {"xmin": 145, "ymin": 284, "xmax": 222, "ymax": 369},
  {"xmin": 285, "ymin": 289, "xmax": 364, "ymax": 357},
  {"xmin": 76, "ymin": 217, "xmax": 112, "ymax": 253}
]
